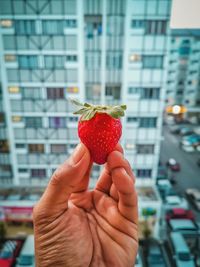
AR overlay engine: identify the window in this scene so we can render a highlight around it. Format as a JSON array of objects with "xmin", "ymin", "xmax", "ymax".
[
  {"xmin": 128, "ymin": 87, "xmax": 141, "ymax": 95},
  {"xmin": 86, "ymin": 84, "xmax": 101, "ymax": 100},
  {"xmin": 136, "ymin": 169, "xmax": 152, "ymax": 178},
  {"xmin": 177, "ymin": 90, "xmax": 183, "ymax": 95},
  {"xmin": 18, "ymin": 56, "xmax": 38, "ymax": 69},
  {"xmin": 16, "ymin": 144, "xmax": 25, "ymax": 149},
  {"xmin": 15, "ymin": 20, "xmax": 36, "ymax": 34},
  {"xmin": 49, "ymin": 117, "xmax": 66, "ymax": 128},
  {"xmin": 105, "ymin": 85, "xmax": 121, "ymax": 100},
  {"xmin": 139, "ymin": 118, "xmax": 157, "ymax": 128},
  {"xmin": 51, "ymin": 144, "xmax": 67, "ymax": 153},
  {"xmin": 127, "ymin": 117, "xmax": 138, "ymax": 123},
  {"xmin": 179, "ymin": 46, "xmax": 190, "ymax": 56},
  {"xmin": 65, "ymin": 19, "xmax": 77, "ymax": 28},
  {"xmin": 131, "ymin": 20, "xmax": 144, "ymax": 28},
  {"xmin": 85, "ymin": 15, "xmax": 102, "ymax": 38},
  {"xmin": 178, "ymin": 81, "xmax": 184, "ymax": 86},
  {"xmin": 141, "ymin": 88, "xmax": 160, "ymax": 99},
  {"xmin": 42, "ymin": 20, "xmax": 64, "ymax": 34},
  {"xmin": 47, "ymin": 88, "xmax": 64, "ymax": 99},
  {"xmin": 129, "ymin": 54, "xmax": 141, "ymax": 62},
  {"xmin": 106, "ymin": 52, "xmax": 122, "ymax": 69},
  {"xmin": 8, "ymin": 86, "xmax": 20, "ymax": 94},
  {"xmin": 1, "ymin": 20, "xmax": 13, "ymax": 27},
  {"xmin": 18, "ymin": 168, "xmax": 28, "ymax": 173},
  {"xmin": 85, "ymin": 52, "xmax": 101, "ymax": 69},
  {"xmin": 44, "ymin": 56, "xmax": 64, "ymax": 69},
  {"xmin": 68, "ymin": 117, "xmax": 78, "ymax": 122},
  {"xmin": 31, "ymin": 169, "xmax": 46, "ymax": 178},
  {"xmin": 125, "ymin": 142, "xmax": 135, "ymax": 150},
  {"xmin": 143, "ymin": 56, "xmax": 163, "ymax": 69},
  {"xmin": 28, "ymin": 144, "xmax": 44, "ymax": 153},
  {"xmin": 69, "ymin": 144, "xmax": 76, "ymax": 149},
  {"xmin": 21, "ymin": 88, "xmax": 41, "ymax": 99},
  {"xmin": 66, "ymin": 55, "xmax": 77, "ymax": 62},
  {"xmin": 0, "ymin": 140, "xmax": 9, "ymax": 152},
  {"xmin": 4, "ymin": 55, "xmax": 16, "ymax": 62},
  {"xmin": 25, "ymin": 117, "xmax": 42, "ymax": 128},
  {"xmin": 137, "ymin": 145, "xmax": 154, "ymax": 154},
  {"xmin": 145, "ymin": 20, "xmax": 167, "ymax": 35},
  {"xmin": 128, "ymin": 87, "xmax": 160, "ymax": 99},
  {"xmin": 66, "ymin": 87, "xmax": 79, "ymax": 93},
  {"xmin": 0, "ymin": 113, "xmax": 5, "ymax": 124},
  {"xmin": 12, "ymin": 116, "xmax": 22, "ymax": 122},
  {"xmin": 107, "ymin": 16, "xmax": 124, "ymax": 36}
]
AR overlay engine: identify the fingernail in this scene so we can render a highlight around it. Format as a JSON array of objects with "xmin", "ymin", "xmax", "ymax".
[{"xmin": 69, "ymin": 143, "xmax": 86, "ymax": 165}]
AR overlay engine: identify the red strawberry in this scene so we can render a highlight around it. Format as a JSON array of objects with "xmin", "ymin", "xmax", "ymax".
[{"xmin": 71, "ymin": 99, "xmax": 126, "ymax": 164}]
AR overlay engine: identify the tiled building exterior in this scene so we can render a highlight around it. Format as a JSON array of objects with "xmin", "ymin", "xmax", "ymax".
[{"xmin": 0, "ymin": 0, "xmax": 171, "ymax": 191}]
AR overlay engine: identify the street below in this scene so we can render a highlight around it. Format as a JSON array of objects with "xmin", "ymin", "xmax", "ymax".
[{"xmin": 160, "ymin": 124, "xmax": 200, "ymax": 221}]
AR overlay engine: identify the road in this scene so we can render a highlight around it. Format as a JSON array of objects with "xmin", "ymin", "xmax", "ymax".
[{"xmin": 160, "ymin": 125, "xmax": 200, "ymax": 220}]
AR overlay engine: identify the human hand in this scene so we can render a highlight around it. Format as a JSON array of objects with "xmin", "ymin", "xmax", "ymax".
[{"xmin": 33, "ymin": 143, "xmax": 138, "ymax": 267}]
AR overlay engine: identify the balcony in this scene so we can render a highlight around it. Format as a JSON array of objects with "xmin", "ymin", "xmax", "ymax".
[
  {"xmin": 0, "ymin": 153, "xmax": 11, "ymax": 164},
  {"xmin": 10, "ymin": 99, "xmax": 75, "ymax": 113},
  {"xmin": 0, "ymin": 128, "xmax": 7, "ymax": 139},
  {"xmin": 14, "ymin": 128, "xmax": 78, "ymax": 140},
  {"xmin": 17, "ymin": 153, "xmax": 68, "ymax": 165},
  {"xmin": 0, "ymin": 100, "xmax": 4, "ymax": 112}
]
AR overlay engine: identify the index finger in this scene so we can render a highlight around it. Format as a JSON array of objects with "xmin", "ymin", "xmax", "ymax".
[{"xmin": 107, "ymin": 151, "xmax": 138, "ymax": 224}]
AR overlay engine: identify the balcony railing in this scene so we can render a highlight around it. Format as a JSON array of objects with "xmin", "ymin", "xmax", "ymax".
[
  {"xmin": 14, "ymin": 128, "xmax": 78, "ymax": 140},
  {"xmin": 0, "ymin": 153, "xmax": 11, "ymax": 164},
  {"xmin": 0, "ymin": 128, "xmax": 7, "ymax": 139},
  {"xmin": 17, "ymin": 153, "xmax": 69, "ymax": 165},
  {"xmin": 10, "ymin": 99, "xmax": 75, "ymax": 113}
]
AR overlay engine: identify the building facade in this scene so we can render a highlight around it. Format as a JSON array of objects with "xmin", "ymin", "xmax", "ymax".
[
  {"xmin": 0, "ymin": 0, "xmax": 172, "ymax": 238},
  {"xmin": 166, "ymin": 35, "xmax": 200, "ymax": 123}
]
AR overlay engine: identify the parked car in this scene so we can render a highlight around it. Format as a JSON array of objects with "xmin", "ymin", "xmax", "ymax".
[
  {"xmin": 157, "ymin": 165, "xmax": 168, "ymax": 180},
  {"xmin": 181, "ymin": 135, "xmax": 200, "ymax": 146},
  {"xmin": 165, "ymin": 208, "xmax": 195, "ymax": 222},
  {"xmin": 165, "ymin": 188, "xmax": 178, "ymax": 197},
  {"xmin": 196, "ymin": 145, "xmax": 200, "ymax": 152},
  {"xmin": 179, "ymin": 127, "xmax": 193, "ymax": 136},
  {"xmin": 182, "ymin": 145, "xmax": 195, "ymax": 152},
  {"xmin": 170, "ymin": 125, "xmax": 182, "ymax": 134},
  {"xmin": 170, "ymin": 232, "xmax": 195, "ymax": 267},
  {"xmin": 157, "ymin": 179, "xmax": 172, "ymax": 199},
  {"xmin": 164, "ymin": 196, "xmax": 188, "ymax": 211},
  {"xmin": 16, "ymin": 235, "xmax": 34, "ymax": 267},
  {"xmin": 0, "ymin": 240, "xmax": 22, "ymax": 267},
  {"xmin": 168, "ymin": 219, "xmax": 198, "ymax": 234},
  {"xmin": 182, "ymin": 134, "xmax": 200, "ymax": 141},
  {"xmin": 186, "ymin": 188, "xmax": 200, "ymax": 211},
  {"xmin": 166, "ymin": 158, "xmax": 180, "ymax": 171},
  {"xmin": 147, "ymin": 242, "xmax": 166, "ymax": 267}
]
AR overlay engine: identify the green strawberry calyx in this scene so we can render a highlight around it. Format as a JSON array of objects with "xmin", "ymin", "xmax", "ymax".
[{"xmin": 70, "ymin": 98, "xmax": 127, "ymax": 121}]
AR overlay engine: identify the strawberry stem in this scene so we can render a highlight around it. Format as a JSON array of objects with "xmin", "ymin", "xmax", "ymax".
[{"xmin": 70, "ymin": 98, "xmax": 127, "ymax": 121}]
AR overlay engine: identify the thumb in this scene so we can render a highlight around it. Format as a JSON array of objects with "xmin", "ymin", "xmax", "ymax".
[{"xmin": 37, "ymin": 143, "xmax": 91, "ymax": 212}]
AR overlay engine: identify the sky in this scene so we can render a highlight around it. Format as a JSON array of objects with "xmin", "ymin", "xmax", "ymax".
[{"xmin": 170, "ymin": 0, "xmax": 200, "ymax": 29}]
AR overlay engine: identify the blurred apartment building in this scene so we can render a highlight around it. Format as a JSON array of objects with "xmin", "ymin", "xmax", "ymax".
[
  {"xmin": 0, "ymin": 0, "xmax": 171, "ymax": 236},
  {"xmin": 165, "ymin": 34, "xmax": 200, "ymax": 123}
]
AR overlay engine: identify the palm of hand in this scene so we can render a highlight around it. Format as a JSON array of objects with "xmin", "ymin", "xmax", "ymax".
[
  {"xmin": 34, "ymin": 144, "xmax": 138, "ymax": 267},
  {"xmin": 36, "ymin": 190, "xmax": 137, "ymax": 267}
]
